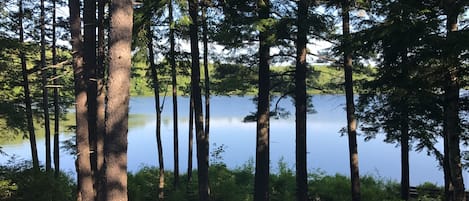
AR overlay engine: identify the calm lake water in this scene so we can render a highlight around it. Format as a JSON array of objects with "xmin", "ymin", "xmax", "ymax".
[{"xmin": 1, "ymin": 95, "xmax": 466, "ymax": 186}]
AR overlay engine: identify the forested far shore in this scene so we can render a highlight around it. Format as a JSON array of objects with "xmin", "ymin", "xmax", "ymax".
[{"xmin": 0, "ymin": 0, "xmax": 468, "ymax": 201}]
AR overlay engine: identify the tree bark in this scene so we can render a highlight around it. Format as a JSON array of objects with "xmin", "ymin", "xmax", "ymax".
[
  {"xmin": 104, "ymin": 0, "xmax": 133, "ymax": 200},
  {"xmin": 295, "ymin": 1, "xmax": 309, "ymax": 201},
  {"xmin": 69, "ymin": 0, "xmax": 94, "ymax": 200},
  {"xmin": 96, "ymin": 0, "xmax": 106, "ymax": 200},
  {"xmin": 202, "ymin": 0, "xmax": 210, "ymax": 153},
  {"xmin": 19, "ymin": 0, "xmax": 39, "ymax": 172},
  {"xmin": 400, "ymin": 107, "xmax": 409, "ymax": 201},
  {"xmin": 168, "ymin": 0, "xmax": 179, "ymax": 187},
  {"xmin": 187, "ymin": 92, "xmax": 194, "ymax": 183},
  {"xmin": 187, "ymin": 93, "xmax": 194, "ymax": 183},
  {"xmin": 188, "ymin": 0, "xmax": 210, "ymax": 200},
  {"xmin": 443, "ymin": 1, "xmax": 465, "ymax": 201},
  {"xmin": 52, "ymin": 0, "xmax": 61, "ymax": 178},
  {"xmin": 40, "ymin": 0, "xmax": 52, "ymax": 173},
  {"xmin": 147, "ymin": 20, "xmax": 165, "ymax": 201},
  {"xmin": 342, "ymin": 1, "xmax": 361, "ymax": 201},
  {"xmin": 83, "ymin": 1, "xmax": 98, "ymax": 198},
  {"xmin": 254, "ymin": 1, "xmax": 270, "ymax": 201}
]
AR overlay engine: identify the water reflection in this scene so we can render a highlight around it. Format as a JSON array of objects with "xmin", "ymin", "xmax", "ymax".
[{"xmin": 1, "ymin": 95, "xmax": 464, "ymax": 186}]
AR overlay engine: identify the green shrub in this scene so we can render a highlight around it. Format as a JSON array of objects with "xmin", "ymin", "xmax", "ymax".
[{"xmin": 0, "ymin": 160, "xmax": 75, "ymax": 201}]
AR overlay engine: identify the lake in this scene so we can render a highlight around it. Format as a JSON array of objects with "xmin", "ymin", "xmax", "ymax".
[{"xmin": 1, "ymin": 95, "xmax": 465, "ymax": 186}]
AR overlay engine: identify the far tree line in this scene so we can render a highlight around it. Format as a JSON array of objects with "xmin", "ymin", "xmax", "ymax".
[{"xmin": 0, "ymin": 0, "xmax": 468, "ymax": 201}]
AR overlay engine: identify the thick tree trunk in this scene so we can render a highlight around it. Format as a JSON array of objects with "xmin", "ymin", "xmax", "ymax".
[
  {"xmin": 168, "ymin": 0, "xmax": 179, "ymax": 187},
  {"xmin": 69, "ymin": 0, "xmax": 94, "ymax": 200},
  {"xmin": 295, "ymin": 1, "xmax": 309, "ymax": 201},
  {"xmin": 19, "ymin": 0, "xmax": 39, "ymax": 172},
  {"xmin": 96, "ymin": 0, "xmax": 106, "ymax": 200},
  {"xmin": 342, "ymin": 1, "xmax": 361, "ymax": 201},
  {"xmin": 443, "ymin": 1, "xmax": 465, "ymax": 200},
  {"xmin": 254, "ymin": 1, "xmax": 270, "ymax": 201},
  {"xmin": 104, "ymin": 0, "xmax": 133, "ymax": 200},
  {"xmin": 202, "ymin": 0, "xmax": 210, "ymax": 150},
  {"xmin": 52, "ymin": 0, "xmax": 61, "ymax": 178},
  {"xmin": 147, "ymin": 21, "xmax": 165, "ymax": 201},
  {"xmin": 188, "ymin": 0, "xmax": 210, "ymax": 200},
  {"xmin": 40, "ymin": 0, "xmax": 52, "ymax": 173}
]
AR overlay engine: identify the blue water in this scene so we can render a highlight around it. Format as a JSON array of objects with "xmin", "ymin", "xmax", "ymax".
[{"xmin": 1, "ymin": 95, "xmax": 464, "ymax": 186}]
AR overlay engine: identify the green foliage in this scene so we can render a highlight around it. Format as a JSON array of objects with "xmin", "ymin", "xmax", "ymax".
[
  {"xmin": 126, "ymin": 160, "xmax": 432, "ymax": 201},
  {"xmin": 0, "ymin": 159, "xmax": 76, "ymax": 201}
]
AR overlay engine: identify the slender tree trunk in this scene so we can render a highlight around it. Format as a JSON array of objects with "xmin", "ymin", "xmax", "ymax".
[
  {"xmin": 104, "ymin": 0, "xmax": 133, "ymax": 200},
  {"xmin": 70, "ymin": 0, "xmax": 94, "ymax": 200},
  {"xmin": 254, "ymin": 1, "xmax": 270, "ymax": 201},
  {"xmin": 19, "ymin": 0, "xmax": 39, "ymax": 172},
  {"xmin": 187, "ymin": 93, "xmax": 194, "ymax": 183},
  {"xmin": 444, "ymin": 130, "xmax": 454, "ymax": 201},
  {"xmin": 96, "ymin": 0, "xmax": 106, "ymax": 200},
  {"xmin": 342, "ymin": 1, "xmax": 360, "ymax": 201},
  {"xmin": 400, "ymin": 107, "xmax": 410, "ymax": 201},
  {"xmin": 168, "ymin": 0, "xmax": 179, "ymax": 187},
  {"xmin": 295, "ymin": 1, "xmax": 309, "ymax": 201},
  {"xmin": 188, "ymin": 0, "xmax": 210, "ymax": 200},
  {"xmin": 52, "ymin": 0, "xmax": 61, "ymax": 178},
  {"xmin": 202, "ymin": 0, "xmax": 210, "ymax": 148},
  {"xmin": 443, "ymin": 1, "xmax": 465, "ymax": 201},
  {"xmin": 147, "ymin": 21, "xmax": 165, "ymax": 201},
  {"xmin": 40, "ymin": 0, "xmax": 52, "ymax": 173},
  {"xmin": 84, "ymin": 1, "xmax": 98, "ymax": 198}
]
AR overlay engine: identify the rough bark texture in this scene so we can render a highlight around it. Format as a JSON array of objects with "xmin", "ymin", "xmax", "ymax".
[
  {"xmin": 70, "ymin": 0, "xmax": 94, "ymax": 200},
  {"xmin": 52, "ymin": 0, "xmax": 60, "ymax": 178},
  {"xmin": 443, "ymin": 1, "xmax": 465, "ymax": 201},
  {"xmin": 168, "ymin": 0, "xmax": 179, "ymax": 187},
  {"xmin": 19, "ymin": 0, "xmax": 39, "ymax": 172},
  {"xmin": 96, "ymin": 0, "xmax": 106, "ymax": 200},
  {"xmin": 104, "ymin": 0, "xmax": 133, "ymax": 200},
  {"xmin": 295, "ymin": 1, "xmax": 309, "ymax": 201},
  {"xmin": 40, "ymin": 0, "xmax": 52, "ymax": 173},
  {"xmin": 342, "ymin": 1, "xmax": 361, "ymax": 201},
  {"xmin": 254, "ymin": 1, "xmax": 270, "ymax": 201},
  {"xmin": 188, "ymin": 0, "xmax": 210, "ymax": 200},
  {"xmin": 147, "ymin": 22, "xmax": 165, "ymax": 201}
]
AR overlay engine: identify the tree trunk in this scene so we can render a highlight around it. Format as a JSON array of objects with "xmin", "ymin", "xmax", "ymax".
[
  {"xmin": 444, "ymin": 132, "xmax": 454, "ymax": 201},
  {"xmin": 342, "ymin": 1, "xmax": 361, "ymax": 201},
  {"xmin": 168, "ymin": 0, "xmax": 179, "ymax": 187},
  {"xmin": 443, "ymin": 1, "xmax": 465, "ymax": 201},
  {"xmin": 19, "ymin": 0, "xmax": 39, "ymax": 172},
  {"xmin": 52, "ymin": 0, "xmax": 61, "ymax": 178},
  {"xmin": 147, "ymin": 20, "xmax": 165, "ymax": 201},
  {"xmin": 69, "ymin": 0, "xmax": 94, "ymax": 199},
  {"xmin": 96, "ymin": 0, "xmax": 106, "ymax": 200},
  {"xmin": 187, "ymin": 93, "xmax": 194, "ymax": 183},
  {"xmin": 104, "ymin": 0, "xmax": 133, "ymax": 200},
  {"xmin": 188, "ymin": 0, "xmax": 210, "ymax": 200},
  {"xmin": 84, "ymin": 1, "xmax": 98, "ymax": 198},
  {"xmin": 202, "ymin": 0, "xmax": 210, "ymax": 151},
  {"xmin": 254, "ymin": 1, "xmax": 270, "ymax": 201},
  {"xmin": 40, "ymin": 0, "xmax": 52, "ymax": 173},
  {"xmin": 400, "ymin": 108, "xmax": 410, "ymax": 201},
  {"xmin": 295, "ymin": 1, "xmax": 309, "ymax": 201}
]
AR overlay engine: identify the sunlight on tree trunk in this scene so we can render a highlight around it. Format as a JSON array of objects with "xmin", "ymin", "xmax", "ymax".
[
  {"xmin": 104, "ymin": 0, "xmax": 133, "ymax": 200},
  {"xmin": 342, "ymin": 1, "xmax": 360, "ymax": 200}
]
